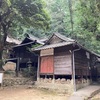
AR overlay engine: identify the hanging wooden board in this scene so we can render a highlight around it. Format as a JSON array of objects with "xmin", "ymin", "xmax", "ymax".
[{"xmin": 40, "ymin": 48, "xmax": 54, "ymax": 56}]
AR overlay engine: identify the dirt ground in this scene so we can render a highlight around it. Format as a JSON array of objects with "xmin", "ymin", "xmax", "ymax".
[{"xmin": 0, "ymin": 86, "xmax": 70, "ymax": 100}]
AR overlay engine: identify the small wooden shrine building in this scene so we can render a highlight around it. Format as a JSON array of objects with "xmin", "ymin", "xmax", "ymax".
[
  {"xmin": 7, "ymin": 34, "xmax": 44, "ymax": 76},
  {"xmin": 34, "ymin": 33, "xmax": 100, "ymax": 91}
]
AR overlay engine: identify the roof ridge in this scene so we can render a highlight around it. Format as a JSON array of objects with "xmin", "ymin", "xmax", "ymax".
[
  {"xmin": 28, "ymin": 34, "xmax": 44, "ymax": 45},
  {"xmin": 54, "ymin": 32, "xmax": 75, "ymax": 42}
]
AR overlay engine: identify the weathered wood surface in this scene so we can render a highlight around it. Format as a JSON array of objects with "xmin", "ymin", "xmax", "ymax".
[
  {"xmin": 40, "ymin": 56, "xmax": 54, "ymax": 74},
  {"xmin": 48, "ymin": 35, "xmax": 63, "ymax": 44},
  {"xmin": 75, "ymin": 69, "xmax": 90, "ymax": 75},
  {"xmin": 74, "ymin": 50, "xmax": 90, "ymax": 76},
  {"xmin": 40, "ymin": 48, "xmax": 54, "ymax": 56},
  {"xmin": 54, "ymin": 67, "xmax": 72, "ymax": 75},
  {"xmin": 54, "ymin": 56, "xmax": 71, "ymax": 67},
  {"xmin": 54, "ymin": 52, "xmax": 72, "ymax": 75}
]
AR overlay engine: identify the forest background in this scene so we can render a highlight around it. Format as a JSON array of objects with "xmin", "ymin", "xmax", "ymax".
[
  {"xmin": 0, "ymin": 0, "xmax": 100, "ymax": 68},
  {"xmin": 15, "ymin": 0, "xmax": 100, "ymax": 54}
]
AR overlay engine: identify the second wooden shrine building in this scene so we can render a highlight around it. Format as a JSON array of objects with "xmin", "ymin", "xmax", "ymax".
[{"xmin": 33, "ymin": 33, "xmax": 100, "ymax": 91}]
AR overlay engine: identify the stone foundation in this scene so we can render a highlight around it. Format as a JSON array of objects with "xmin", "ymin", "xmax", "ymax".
[
  {"xmin": 2, "ymin": 71, "xmax": 34, "ymax": 87},
  {"xmin": 36, "ymin": 78, "xmax": 92, "ymax": 93},
  {"xmin": 40, "ymin": 78, "xmax": 72, "ymax": 84},
  {"xmin": 3, "ymin": 78, "xmax": 34, "ymax": 87},
  {"xmin": 36, "ymin": 78, "xmax": 74, "ymax": 94}
]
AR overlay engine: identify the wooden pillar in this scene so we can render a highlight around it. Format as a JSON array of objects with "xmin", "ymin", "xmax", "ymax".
[
  {"xmin": 52, "ymin": 54, "xmax": 55, "ymax": 84},
  {"xmin": 37, "ymin": 56, "xmax": 40, "ymax": 82},
  {"xmin": 72, "ymin": 47, "xmax": 81, "ymax": 91},
  {"xmin": 81, "ymin": 69, "xmax": 83, "ymax": 83},
  {"xmin": 72, "ymin": 50, "xmax": 78, "ymax": 92},
  {"xmin": 86, "ymin": 68, "xmax": 88, "ymax": 83},
  {"xmin": 16, "ymin": 48, "xmax": 20, "ymax": 77},
  {"xmin": 16, "ymin": 58, "xmax": 19, "ymax": 77}
]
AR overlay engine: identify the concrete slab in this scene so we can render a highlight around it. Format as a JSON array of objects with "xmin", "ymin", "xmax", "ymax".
[{"xmin": 68, "ymin": 85, "xmax": 100, "ymax": 100}]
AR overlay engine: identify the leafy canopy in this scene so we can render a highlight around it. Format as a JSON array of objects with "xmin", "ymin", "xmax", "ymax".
[
  {"xmin": 0, "ymin": 0, "xmax": 50, "ymax": 68},
  {"xmin": 45, "ymin": 0, "xmax": 100, "ymax": 54},
  {"xmin": 0, "ymin": 0, "xmax": 50, "ymax": 45}
]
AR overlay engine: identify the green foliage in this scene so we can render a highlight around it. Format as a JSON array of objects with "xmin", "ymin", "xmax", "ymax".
[
  {"xmin": 9, "ymin": 0, "xmax": 50, "ymax": 39},
  {"xmin": 0, "ymin": 0, "xmax": 50, "ymax": 39},
  {"xmin": 45, "ymin": 0, "xmax": 100, "ymax": 54},
  {"xmin": 0, "ymin": 0, "xmax": 100, "ymax": 57},
  {"xmin": 46, "ymin": 0, "xmax": 72, "ymax": 35},
  {"xmin": 20, "ymin": 67, "xmax": 37, "ymax": 79},
  {"xmin": 25, "ymin": 27, "xmax": 46, "ymax": 38},
  {"xmin": 4, "ymin": 70, "xmax": 14, "ymax": 75},
  {"xmin": 0, "ymin": 0, "xmax": 50, "ymax": 68},
  {"xmin": 75, "ymin": 0, "xmax": 100, "ymax": 54}
]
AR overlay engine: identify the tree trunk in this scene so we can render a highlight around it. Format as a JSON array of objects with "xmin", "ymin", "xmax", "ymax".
[
  {"xmin": 0, "ymin": 49, "xmax": 3, "ymax": 70},
  {"xmin": 0, "ymin": 25, "xmax": 3, "ymax": 70},
  {"xmin": 0, "ymin": 24, "xmax": 6, "ymax": 70},
  {"xmin": 68, "ymin": 0, "xmax": 73, "ymax": 36}
]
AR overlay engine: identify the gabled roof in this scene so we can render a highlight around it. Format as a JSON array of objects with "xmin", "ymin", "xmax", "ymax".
[
  {"xmin": 35, "ymin": 42, "xmax": 74, "ymax": 50},
  {"xmin": 13, "ymin": 34, "xmax": 44, "ymax": 48},
  {"xmin": 34, "ymin": 33, "xmax": 75, "ymax": 51},
  {"xmin": 28, "ymin": 34, "xmax": 44, "ymax": 45},
  {"xmin": 76, "ymin": 42, "xmax": 100, "ymax": 58},
  {"xmin": 53, "ymin": 33, "xmax": 74, "ymax": 42},
  {"xmin": 33, "ymin": 33, "xmax": 100, "ymax": 58},
  {"xmin": 45, "ymin": 33, "xmax": 74, "ymax": 45},
  {"xmin": 20, "ymin": 34, "xmax": 44, "ymax": 45}
]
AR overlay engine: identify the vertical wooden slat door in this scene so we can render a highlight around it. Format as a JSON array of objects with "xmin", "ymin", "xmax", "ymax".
[{"xmin": 40, "ymin": 56, "xmax": 54, "ymax": 74}]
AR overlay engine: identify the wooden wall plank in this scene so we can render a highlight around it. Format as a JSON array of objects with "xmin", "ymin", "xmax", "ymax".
[
  {"xmin": 54, "ymin": 52, "xmax": 72, "ymax": 75},
  {"xmin": 40, "ymin": 48, "xmax": 54, "ymax": 56},
  {"xmin": 74, "ymin": 50, "xmax": 90, "ymax": 76},
  {"xmin": 54, "ymin": 67, "xmax": 72, "ymax": 75},
  {"xmin": 40, "ymin": 56, "xmax": 54, "ymax": 74}
]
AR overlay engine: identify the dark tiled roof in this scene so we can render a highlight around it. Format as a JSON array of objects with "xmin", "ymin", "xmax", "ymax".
[
  {"xmin": 35, "ymin": 41, "xmax": 74, "ymax": 50},
  {"xmin": 28, "ymin": 34, "xmax": 45, "ymax": 45},
  {"xmin": 53, "ymin": 33, "xmax": 74, "ymax": 42},
  {"xmin": 34, "ymin": 33, "xmax": 75, "ymax": 50},
  {"xmin": 33, "ymin": 33, "xmax": 100, "ymax": 58}
]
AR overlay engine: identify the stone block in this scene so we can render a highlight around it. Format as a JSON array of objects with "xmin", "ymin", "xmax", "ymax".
[{"xmin": 3, "ymin": 62, "xmax": 16, "ymax": 71}]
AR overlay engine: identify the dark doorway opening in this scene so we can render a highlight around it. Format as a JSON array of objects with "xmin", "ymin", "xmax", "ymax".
[{"xmin": 91, "ymin": 62, "xmax": 100, "ymax": 83}]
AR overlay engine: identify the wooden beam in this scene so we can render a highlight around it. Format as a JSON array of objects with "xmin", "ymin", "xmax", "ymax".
[
  {"xmin": 16, "ymin": 58, "xmax": 19, "ymax": 77},
  {"xmin": 72, "ymin": 51, "xmax": 76, "ymax": 91},
  {"xmin": 13, "ymin": 41, "xmax": 35, "ymax": 48},
  {"xmin": 37, "ymin": 56, "xmax": 40, "ymax": 82}
]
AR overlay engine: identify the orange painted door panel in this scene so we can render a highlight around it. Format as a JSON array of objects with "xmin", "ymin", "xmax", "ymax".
[{"xmin": 40, "ymin": 56, "xmax": 54, "ymax": 74}]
